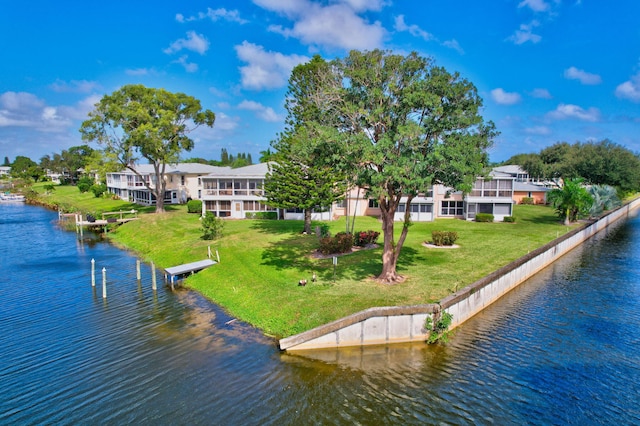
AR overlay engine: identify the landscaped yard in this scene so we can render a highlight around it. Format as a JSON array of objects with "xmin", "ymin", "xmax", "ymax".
[{"xmin": 29, "ymin": 182, "xmax": 577, "ymax": 339}]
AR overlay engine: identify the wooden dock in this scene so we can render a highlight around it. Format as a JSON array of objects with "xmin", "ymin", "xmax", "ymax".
[{"xmin": 164, "ymin": 259, "xmax": 217, "ymax": 285}]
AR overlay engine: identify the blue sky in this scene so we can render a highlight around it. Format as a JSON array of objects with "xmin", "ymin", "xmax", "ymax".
[{"xmin": 1, "ymin": 0, "xmax": 640, "ymax": 164}]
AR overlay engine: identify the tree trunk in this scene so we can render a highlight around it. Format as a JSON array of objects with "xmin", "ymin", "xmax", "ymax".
[
  {"xmin": 303, "ymin": 209, "xmax": 312, "ymax": 234},
  {"xmin": 377, "ymin": 206, "xmax": 401, "ymax": 283}
]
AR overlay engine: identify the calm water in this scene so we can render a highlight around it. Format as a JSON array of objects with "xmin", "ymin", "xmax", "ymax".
[{"xmin": 1, "ymin": 203, "xmax": 639, "ymax": 425}]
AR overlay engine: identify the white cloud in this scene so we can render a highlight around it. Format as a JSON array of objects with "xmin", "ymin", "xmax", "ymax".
[
  {"xmin": 0, "ymin": 91, "xmax": 93, "ymax": 132},
  {"xmin": 491, "ymin": 88, "xmax": 522, "ymax": 105},
  {"xmin": 508, "ymin": 20, "xmax": 542, "ymax": 45},
  {"xmin": 518, "ymin": 0, "xmax": 550, "ymax": 12},
  {"xmin": 176, "ymin": 7, "xmax": 248, "ymax": 24},
  {"xmin": 530, "ymin": 88, "xmax": 552, "ymax": 99},
  {"xmin": 442, "ymin": 39, "xmax": 464, "ymax": 54},
  {"xmin": 50, "ymin": 79, "xmax": 101, "ymax": 94},
  {"xmin": 235, "ymin": 41, "xmax": 309, "ymax": 90},
  {"xmin": 394, "ymin": 15, "xmax": 434, "ymax": 41},
  {"xmin": 564, "ymin": 66, "xmax": 602, "ymax": 85},
  {"xmin": 615, "ymin": 72, "xmax": 640, "ymax": 102},
  {"xmin": 394, "ymin": 15, "xmax": 464, "ymax": 54},
  {"xmin": 173, "ymin": 55, "xmax": 198, "ymax": 73},
  {"xmin": 547, "ymin": 103, "xmax": 600, "ymax": 122},
  {"xmin": 164, "ymin": 31, "xmax": 210, "ymax": 55},
  {"xmin": 524, "ymin": 126, "xmax": 551, "ymax": 135},
  {"xmin": 258, "ymin": 0, "xmax": 386, "ymax": 50},
  {"xmin": 237, "ymin": 100, "xmax": 282, "ymax": 122}
]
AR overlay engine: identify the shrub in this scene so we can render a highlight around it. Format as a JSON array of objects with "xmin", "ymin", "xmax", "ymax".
[
  {"xmin": 520, "ymin": 197, "xmax": 534, "ymax": 205},
  {"xmin": 319, "ymin": 232, "xmax": 353, "ymax": 255},
  {"xmin": 475, "ymin": 213, "xmax": 494, "ymax": 222},
  {"xmin": 90, "ymin": 183, "xmax": 107, "ymax": 198},
  {"xmin": 431, "ymin": 231, "xmax": 458, "ymax": 246},
  {"xmin": 245, "ymin": 211, "xmax": 277, "ymax": 219},
  {"xmin": 77, "ymin": 176, "xmax": 94, "ymax": 193},
  {"xmin": 187, "ymin": 199, "xmax": 202, "ymax": 214},
  {"xmin": 354, "ymin": 230, "xmax": 380, "ymax": 246},
  {"xmin": 503, "ymin": 216, "xmax": 516, "ymax": 223},
  {"xmin": 202, "ymin": 212, "xmax": 224, "ymax": 240}
]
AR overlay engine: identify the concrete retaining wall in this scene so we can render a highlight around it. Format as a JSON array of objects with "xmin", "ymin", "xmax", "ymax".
[{"xmin": 279, "ymin": 198, "xmax": 640, "ymax": 351}]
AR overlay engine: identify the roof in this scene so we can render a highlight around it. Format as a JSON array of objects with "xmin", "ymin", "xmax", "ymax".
[
  {"xmin": 492, "ymin": 164, "xmax": 527, "ymax": 176},
  {"xmin": 514, "ymin": 182, "xmax": 551, "ymax": 192},
  {"xmin": 203, "ymin": 162, "xmax": 273, "ymax": 178},
  {"xmin": 115, "ymin": 163, "xmax": 231, "ymax": 175}
]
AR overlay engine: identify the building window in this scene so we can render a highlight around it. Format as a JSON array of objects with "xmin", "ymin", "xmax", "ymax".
[
  {"xmin": 335, "ymin": 199, "xmax": 346, "ymax": 208},
  {"xmin": 368, "ymin": 199, "xmax": 379, "ymax": 208},
  {"xmin": 397, "ymin": 203, "xmax": 406, "ymax": 212},
  {"xmin": 441, "ymin": 201, "xmax": 463, "ymax": 216},
  {"xmin": 419, "ymin": 204, "xmax": 432, "ymax": 213}
]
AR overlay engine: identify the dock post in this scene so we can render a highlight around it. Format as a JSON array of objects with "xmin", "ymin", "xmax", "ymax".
[
  {"xmin": 151, "ymin": 262, "xmax": 157, "ymax": 291},
  {"xmin": 208, "ymin": 246, "xmax": 211, "ymax": 259},
  {"xmin": 102, "ymin": 267, "xmax": 107, "ymax": 299},
  {"xmin": 216, "ymin": 250, "xmax": 220, "ymax": 263},
  {"xmin": 136, "ymin": 260, "xmax": 141, "ymax": 281},
  {"xmin": 91, "ymin": 258, "xmax": 96, "ymax": 287}
]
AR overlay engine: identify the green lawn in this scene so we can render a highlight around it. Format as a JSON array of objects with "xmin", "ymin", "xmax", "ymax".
[{"xmin": 30, "ymin": 182, "xmax": 577, "ymax": 339}]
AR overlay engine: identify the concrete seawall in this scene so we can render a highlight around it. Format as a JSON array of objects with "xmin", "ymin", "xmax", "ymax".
[{"xmin": 279, "ymin": 197, "xmax": 640, "ymax": 351}]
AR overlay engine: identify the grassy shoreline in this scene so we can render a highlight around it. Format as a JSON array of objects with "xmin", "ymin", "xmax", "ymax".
[{"xmin": 30, "ymin": 183, "xmax": 578, "ymax": 338}]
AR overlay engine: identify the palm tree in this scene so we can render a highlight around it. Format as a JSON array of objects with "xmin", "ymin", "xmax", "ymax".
[
  {"xmin": 547, "ymin": 177, "xmax": 594, "ymax": 225},
  {"xmin": 588, "ymin": 184, "xmax": 621, "ymax": 217}
]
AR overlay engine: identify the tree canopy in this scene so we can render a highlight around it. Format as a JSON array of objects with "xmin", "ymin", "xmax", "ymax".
[
  {"xmin": 80, "ymin": 84, "xmax": 215, "ymax": 213},
  {"xmin": 506, "ymin": 140, "xmax": 640, "ymax": 193},
  {"xmin": 283, "ymin": 50, "xmax": 496, "ymax": 283}
]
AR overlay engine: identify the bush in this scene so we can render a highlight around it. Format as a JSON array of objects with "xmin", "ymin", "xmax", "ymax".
[
  {"xmin": 431, "ymin": 231, "xmax": 458, "ymax": 246},
  {"xmin": 77, "ymin": 176, "xmax": 94, "ymax": 193},
  {"xmin": 245, "ymin": 211, "xmax": 277, "ymax": 219},
  {"xmin": 202, "ymin": 212, "xmax": 224, "ymax": 240},
  {"xmin": 520, "ymin": 197, "xmax": 534, "ymax": 205},
  {"xmin": 90, "ymin": 183, "xmax": 107, "ymax": 198},
  {"xmin": 319, "ymin": 232, "xmax": 354, "ymax": 255},
  {"xmin": 354, "ymin": 230, "xmax": 380, "ymax": 246},
  {"xmin": 475, "ymin": 213, "xmax": 494, "ymax": 222},
  {"xmin": 187, "ymin": 199, "xmax": 202, "ymax": 214},
  {"xmin": 503, "ymin": 216, "xmax": 515, "ymax": 223}
]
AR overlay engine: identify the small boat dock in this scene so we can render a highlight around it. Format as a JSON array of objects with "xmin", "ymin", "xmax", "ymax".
[
  {"xmin": 61, "ymin": 210, "xmax": 140, "ymax": 235},
  {"xmin": 164, "ymin": 259, "xmax": 217, "ymax": 285}
]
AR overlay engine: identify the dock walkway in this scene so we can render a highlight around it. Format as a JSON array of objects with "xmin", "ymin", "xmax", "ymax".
[{"xmin": 164, "ymin": 259, "xmax": 217, "ymax": 285}]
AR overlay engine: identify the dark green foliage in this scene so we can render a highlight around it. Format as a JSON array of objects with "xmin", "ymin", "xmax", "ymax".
[
  {"xmin": 547, "ymin": 178, "xmax": 593, "ymax": 225},
  {"xmin": 77, "ymin": 176, "xmax": 94, "ymax": 193},
  {"xmin": 354, "ymin": 230, "xmax": 380, "ymax": 246},
  {"xmin": 187, "ymin": 199, "xmax": 202, "ymax": 213},
  {"xmin": 319, "ymin": 232, "xmax": 353, "ymax": 255},
  {"xmin": 513, "ymin": 140, "xmax": 640, "ymax": 193},
  {"xmin": 520, "ymin": 197, "xmax": 534, "ymax": 205},
  {"xmin": 431, "ymin": 231, "xmax": 458, "ymax": 246},
  {"xmin": 503, "ymin": 216, "xmax": 516, "ymax": 223},
  {"xmin": 245, "ymin": 211, "xmax": 277, "ymax": 219},
  {"xmin": 475, "ymin": 213, "xmax": 494, "ymax": 222},
  {"xmin": 90, "ymin": 183, "xmax": 107, "ymax": 198},
  {"xmin": 202, "ymin": 212, "xmax": 224, "ymax": 240}
]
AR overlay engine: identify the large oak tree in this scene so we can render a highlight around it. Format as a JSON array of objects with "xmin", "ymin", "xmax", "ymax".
[
  {"xmin": 294, "ymin": 50, "xmax": 496, "ymax": 283},
  {"xmin": 80, "ymin": 84, "xmax": 215, "ymax": 213}
]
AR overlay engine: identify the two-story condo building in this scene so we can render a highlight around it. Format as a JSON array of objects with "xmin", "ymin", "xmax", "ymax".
[
  {"xmin": 200, "ymin": 162, "xmax": 276, "ymax": 218},
  {"xmin": 106, "ymin": 163, "xmax": 226, "ymax": 206}
]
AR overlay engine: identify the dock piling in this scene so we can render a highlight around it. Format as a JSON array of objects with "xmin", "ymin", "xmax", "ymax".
[
  {"xmin": 102, "ymin": 267, "xmax": 107, "ymax": 299},
  {"xmin": 136, "ymin": 260, "xmax": 141, "ymax": 281},
  {"xmin": 91, "ymin": 259, "xmax": 95, "ymax": 287},
  {"xmin": 151, "ymin": 262, "xmax": 157, "ymax": 291}
]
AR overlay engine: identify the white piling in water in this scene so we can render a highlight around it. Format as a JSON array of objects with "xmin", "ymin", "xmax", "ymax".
[
  {"xmin": 102, "ymin": 267, "xmax": 107, "ymax": 299},
  {"xmin": 91, "ymin": 258, "xmax": 96, "ymax": 287},
  {"xmin": 151, "ymin": 262, "xmax": 157, "ymax": 291},
  {"xmin": 136, "ymin": 260, "xmax": 141, "ymax": 281}
]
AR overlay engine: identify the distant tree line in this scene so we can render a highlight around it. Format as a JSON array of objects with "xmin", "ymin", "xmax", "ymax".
[{"xmin": 503, "ymin": 139, "xmax": 640, "ymax": 194}]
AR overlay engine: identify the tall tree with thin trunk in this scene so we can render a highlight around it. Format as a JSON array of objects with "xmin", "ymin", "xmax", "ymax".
[
  {"xmin": 312, "ymin": 50, "xmax": 496, "ymax": 283},
  {"xmin": 80, "ymin": 84, "xmax": 215, "ymax": 213}
]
